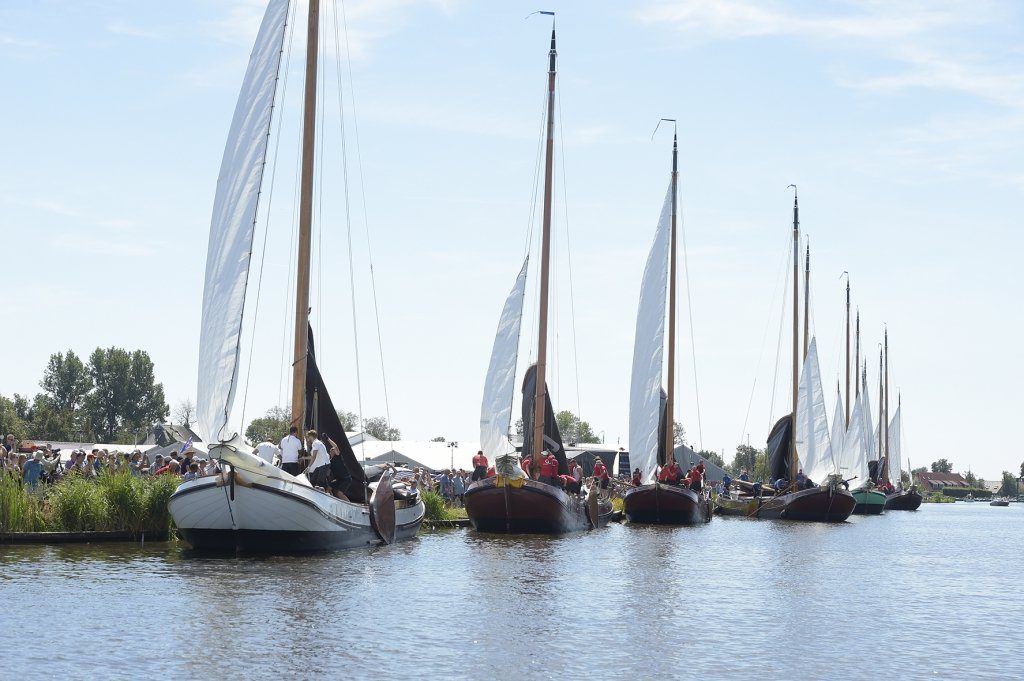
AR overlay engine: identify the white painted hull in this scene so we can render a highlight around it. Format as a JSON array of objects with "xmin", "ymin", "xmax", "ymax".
[{"xmin": 168, "ymin": 471, "xmax": 424, "ymax": 552}]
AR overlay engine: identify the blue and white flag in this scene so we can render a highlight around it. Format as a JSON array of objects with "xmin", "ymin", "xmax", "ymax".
[{"xmin": 179, "ymin": 436, "xmax": 194, "ymax": 454}]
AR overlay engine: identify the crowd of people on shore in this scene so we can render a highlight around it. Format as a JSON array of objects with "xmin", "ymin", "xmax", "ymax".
[{"xmin": 1, "ymin": 434, "xmax": 213, "ymax": 490}]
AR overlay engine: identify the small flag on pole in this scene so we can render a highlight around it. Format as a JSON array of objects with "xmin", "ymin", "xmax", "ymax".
[{"xmin": 179, "ymin": 436, "xmax": 194, "ymax": 454}]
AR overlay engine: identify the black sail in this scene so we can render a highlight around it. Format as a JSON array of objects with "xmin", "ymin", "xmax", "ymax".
[
  {"xmin": 520, "ymin": 364, "xmax": 568, "ymax": 475},
  {"xmin": 304, "ymin": 326, "xmax": 368, "ymax": 501},
  {"xmin": 657, "ymin": 389, "xmax": 669, "ymax": 466},
  {"xmin": 766, "ymin": 414, "xmax": 793, "ymax": 483}
]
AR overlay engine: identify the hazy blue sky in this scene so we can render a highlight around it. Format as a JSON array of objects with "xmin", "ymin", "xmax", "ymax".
[{"xmin": 2, "ymin": 1, "xmax": 1021, "ymax": 479}]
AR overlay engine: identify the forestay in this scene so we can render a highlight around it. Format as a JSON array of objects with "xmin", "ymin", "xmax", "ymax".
[
  {"xmin": 479, "ymin": 258, "xmax": 529, "ymax": 474},
  {"xmin": 628, "ymin": 184, "xmax": 672, "ymax": 484},
  {"xmin": 197, "ymin": 0, "xmax": 290, "ymax": 444},
  {"xmin": 794, "ymin": 338, "xmax": 835, "ymax": 483}
]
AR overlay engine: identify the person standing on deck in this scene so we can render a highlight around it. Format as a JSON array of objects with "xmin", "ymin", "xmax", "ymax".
[
  {"xmin": 471, "ymin": 451, "xmax": 488, "ymax": 481},
  {"xmin": 593, "ymin": 457, "xmax": 611, "ymax": 492},
  {"xmin": 327, "ymin": 437, "xmax": 352, "ymax": 500},
  {"xmin": 279, "ymin": 426, "xmax": 303, "ymax": 476},
  {"xmin": 304, "ymin": 430, "xmax": 331, "ymax": 489},
  {"xmin": 538, "ymin": 450, "xmax": 558, "ymax": 485}
]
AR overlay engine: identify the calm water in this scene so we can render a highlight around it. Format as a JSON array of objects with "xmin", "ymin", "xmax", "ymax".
[{"xmin": 2, "ymin": 503, "xmax": 1020, "ymax": 680}]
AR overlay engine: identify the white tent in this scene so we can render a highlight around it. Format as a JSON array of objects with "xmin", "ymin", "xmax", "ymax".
[{"xmin": 351, "ymin": 440, "xmax": 481, "ymax": 473}]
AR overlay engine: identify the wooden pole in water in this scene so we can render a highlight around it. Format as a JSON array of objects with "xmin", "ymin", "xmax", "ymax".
[
  {"xmin": 790, "ymin": 186, "xmax": 799, "ymax": 487},
  {"xmin": 663, "ymin": 128, "xmax": 678, "ymax": 467},
  {"xmin": 290, "ymin": 0, "xmax": 320, "ymax": 432},
  {"xmin": 532, "ymin": 24, "xmax": 557, "ymax": 474}
]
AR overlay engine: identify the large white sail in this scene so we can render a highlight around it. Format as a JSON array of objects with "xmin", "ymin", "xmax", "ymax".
[
  {"xmin": 795, "ymin": 338, "xmax": 835, "ymax": 483},
  {"xmin": 830, "ymin": 386, "xmax": 845, "ymax": 464},
  {"xmin": 197, "ymin": 0, "xmax": 290, "ymax": 444},
  {"xmin": 479, "ymin": 257, "xmax": 529, "ymax": 474},
  {"xmin": 862, "ymin": 381, "xmax": 877, "ymax": 469},
  {"xmin": 629, "ymin": 184, "xmax": 673, "ymax": 484},
  {"xmin": 840, "ymin": 392, "xmax": 868, "ymax": 486},
  {"xmin": 888, "ymin": 405, "xmax": 902, "ymax": 483}
]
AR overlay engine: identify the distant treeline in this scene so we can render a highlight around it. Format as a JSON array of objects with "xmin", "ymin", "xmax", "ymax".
[{"xmin": 0, "ymin": 349, "xmax": 168, "ymax": 445}]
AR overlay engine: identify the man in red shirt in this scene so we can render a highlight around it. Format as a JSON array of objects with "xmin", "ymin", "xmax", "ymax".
[
  {"xmin": 471, "ymin": 451, "xmax": 489, "ymax": 481},
  {"xmin": 520, "ymin": 455, "xmax": 533, "ymax": 477},
  {"xmin": 593, "ymin": 458, "xmax": 610, "ymax": 490},
  {"xmin": 539, "ymin": 450, "xmax": 559, "ymax": 485}
]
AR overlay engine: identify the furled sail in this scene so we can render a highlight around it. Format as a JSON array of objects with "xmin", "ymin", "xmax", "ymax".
[
  {"xmin": 629, "ymin": 183, "xmax": 672, "ymax": 484},
  {"xmin": 887, "ymin": 405, "xmax": 902, "ymax": 484},
  {"xmin": 196, "ymin": 0, "xmax": 290, "ymax": 444},
  {"xmin": 794, "ymin": 338, "xmax": 835, "ymax": 484},
  {"xmin": 305, "ymin": 326, "xmax": 368, "ymax": 501},
  {"xmin": 767, "ymin": 414, "xmax": 792, "ymax": 483},
  {"xmin": 521, "ymin": 364, "xmax": 568, "ymax": 475},
  {"xmin": 862, "ymin": 382, "xmax": 877, "ymax": 480},
  {"xmin": 830, "ymin": 386, "xmax": 846, "ymax": 463},
  {"xmin": 840, "ymin": 392, "xmax": 868, "ymax": 487},
  {"xmin": 479, "ymin": 258, "xmax": 529, "ymax": 476}
]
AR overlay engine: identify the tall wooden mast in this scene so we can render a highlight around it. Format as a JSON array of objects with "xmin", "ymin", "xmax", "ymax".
[
  {"xmin": 803, "ymin": 243, "xmax": 810, "ymax": 360},
  {"xmin": 531, "ymin": 22, "xmax": 557, "ymax": 469},
  {"xmin": 855, "ymin": 310, "xmax": 860, "ymax": 399},
  {"xmin": 662, "ymin": 127, "xmax": 679, "ymax": 466},
  {"xmin": 878, "ymin": 347, "xmax": 884, "ymax": 474},
  {"xmin": 789, "ymin": 186, "xmax": 799, "ymax": 484},
  {"xmin": 845, "ymin": 277, "xmax": 850, "ymax": 427},
  {"xmin": 884, "ymin": 328, "xmax": 890, "ymax": 482},
  {"xmin": 290, "ymin": 0, "xmax": 321, "ymax": 431}
]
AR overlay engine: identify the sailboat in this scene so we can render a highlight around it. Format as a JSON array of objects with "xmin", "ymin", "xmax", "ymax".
[
  {"xmin": 168, "ymin": 0, "xmax": 424, "ymax": 551},
  {"xmin": 464, "ymin": 20, "xmax": 612, "ymax": 534},
  {"xmin": 880, "ymin": 339, "xmax": 922, "ymax": 511},
  {"xmin": 621, "ymin": 125, "xmax": 711, "ymax": 525},
  {"xmin": 719, "ymin": 191, "xmax": 855, "ymax": 522}
]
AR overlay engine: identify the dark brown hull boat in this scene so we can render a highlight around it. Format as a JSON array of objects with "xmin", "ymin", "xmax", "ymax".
[
  {"xmin": 623, "ymin": 483, "xmax": 711, "ymax": 525},
  {"xmin": 757, "ymin": 485, "xmax": 856, "ymax": 522},
  {"xmin": 464, "ymin": 476, "xmax": 613, "ymax": 534},
  {"xmin": 884, "ymin": 489, "xmax": 923, "ymax": 511}
]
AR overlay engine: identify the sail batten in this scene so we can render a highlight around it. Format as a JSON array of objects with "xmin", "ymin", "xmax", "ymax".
[
  {"xmin": 197, "ymin": 0, "xmax": 290, "ymax": 444},
  {"xmin": 629, "ymin": 183, "xmax": 673, "ymax": 484},
  {"xmin": 480, "ymin": 258, "xmax": 529, "ymax": 473}
]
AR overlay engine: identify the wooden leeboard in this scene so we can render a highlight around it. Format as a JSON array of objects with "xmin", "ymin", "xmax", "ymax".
[{"xmin": 369, "ymin": 470, "xmax": 396, "ymax": 544}]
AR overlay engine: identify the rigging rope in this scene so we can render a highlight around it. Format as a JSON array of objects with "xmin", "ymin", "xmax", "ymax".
[
  {"xmin": 677, "ymin": 170, "xmax": 704, "ymax": 450},
  {"xmin": 767, "ymin": 234, "xmax": 792, "ymax": 433},
  {"xmin": 338, "ymin": 0, "xmax": 394, "ymax": 443},
  {"xmin": 738, "ymin": 231, "xmax": 790, "ymax": 447},
  {"xmin": 331, "ymin": 0, "xmax": 368, "ymax": 457}
]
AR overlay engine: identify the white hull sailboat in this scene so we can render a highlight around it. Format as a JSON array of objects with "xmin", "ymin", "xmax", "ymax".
[{"xmin": 168, "ymin": 0, "xmax": 423, "ymax": 552}]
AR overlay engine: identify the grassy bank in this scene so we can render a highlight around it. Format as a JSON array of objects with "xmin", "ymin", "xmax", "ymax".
[{"xmin": 0, "ymin": 470, "xmax": 178, "ymax": 534}]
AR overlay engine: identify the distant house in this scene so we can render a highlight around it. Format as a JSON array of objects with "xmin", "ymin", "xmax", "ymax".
[{"xmin": 915, "ymin": 471, "xmax": 968, "ymax": 491}]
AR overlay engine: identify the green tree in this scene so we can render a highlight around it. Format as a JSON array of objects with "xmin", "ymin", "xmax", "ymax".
[
  {"xmin": 364, "ymin": 416, "xmax": 399, "ymax": 441},
  {"xmin": 1020, "ymin": 461, "xmax": 1024, "ymax": 479},
  {"xmin": 245, "ymin": 406, "xmax": 290, "ymax": 444},
  {"xmin": 27, "ymin": 394, "xmax": 79, "ymax": 440},
  {"xmin": 930, "ymin": 458, "xmax": 953, "ymax": 473},
  {"xmin": 730, "ymin": 444, "xmax": 759, "ymax": 475},
  {"xmin": 965, "ymin": 471, "xmax": 977, "ymax": 487},
  {"xmin": 555, "ymin": 410, "xmax": 597, "ymax": 444},
  {"xmin": 85, "ymin": 347, "xmax": 169, "ymax": 442},
  {"xmin": 430, "ymin": 436, "xmax": 446, "ymax": 442},
  {"xmin": 697, "ymin": 449, "xmax": 725, "ymax": 469},
  {"xmin": 173, "ymin": 398, "xmax": 196, "ymax": 429},
  {"xmin": 998, "ymin": 471, "xmax": 1018, "ymax": 497},
  {"xmin": 40, "ymin": 350, "xmax": 92, "ymax": 413},
  {"xmin": 900, "ymin": 470, "xmax": 911, "ymax": 486},
  {"xmin": 336, "ymin": 409, "xmax": 358, "ymax": 431},
  {"xmin": 673, "ymin": 421, "xmax": 686, "ymax": 446},
  {"xmin": 0, "ymin": 395, "xmax": 29, "ymax": 440}
]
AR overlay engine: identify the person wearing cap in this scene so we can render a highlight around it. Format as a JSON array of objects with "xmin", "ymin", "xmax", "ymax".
[
  {"xmin": 279, "ymin": 426, "xmax": 303, "ymax": 476},
  {"xmin": 304, "ymin": 429, "xmax": 330, "ymax": 489},
  {"xmin": 593, "ymin": 457, "xmax": 611, "ymax": 491}
]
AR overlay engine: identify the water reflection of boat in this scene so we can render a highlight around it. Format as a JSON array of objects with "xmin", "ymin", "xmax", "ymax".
[
  {"xmin": 621, "ymin": 121, "xmax": 710, "ymax": 526},
  {"xmin": 464, "ymin": 19, "xmax": 611, "ymax": 534},
  {"xmin": 169, "ymin": 0, "xmax": 423, "ymax": 552}
]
